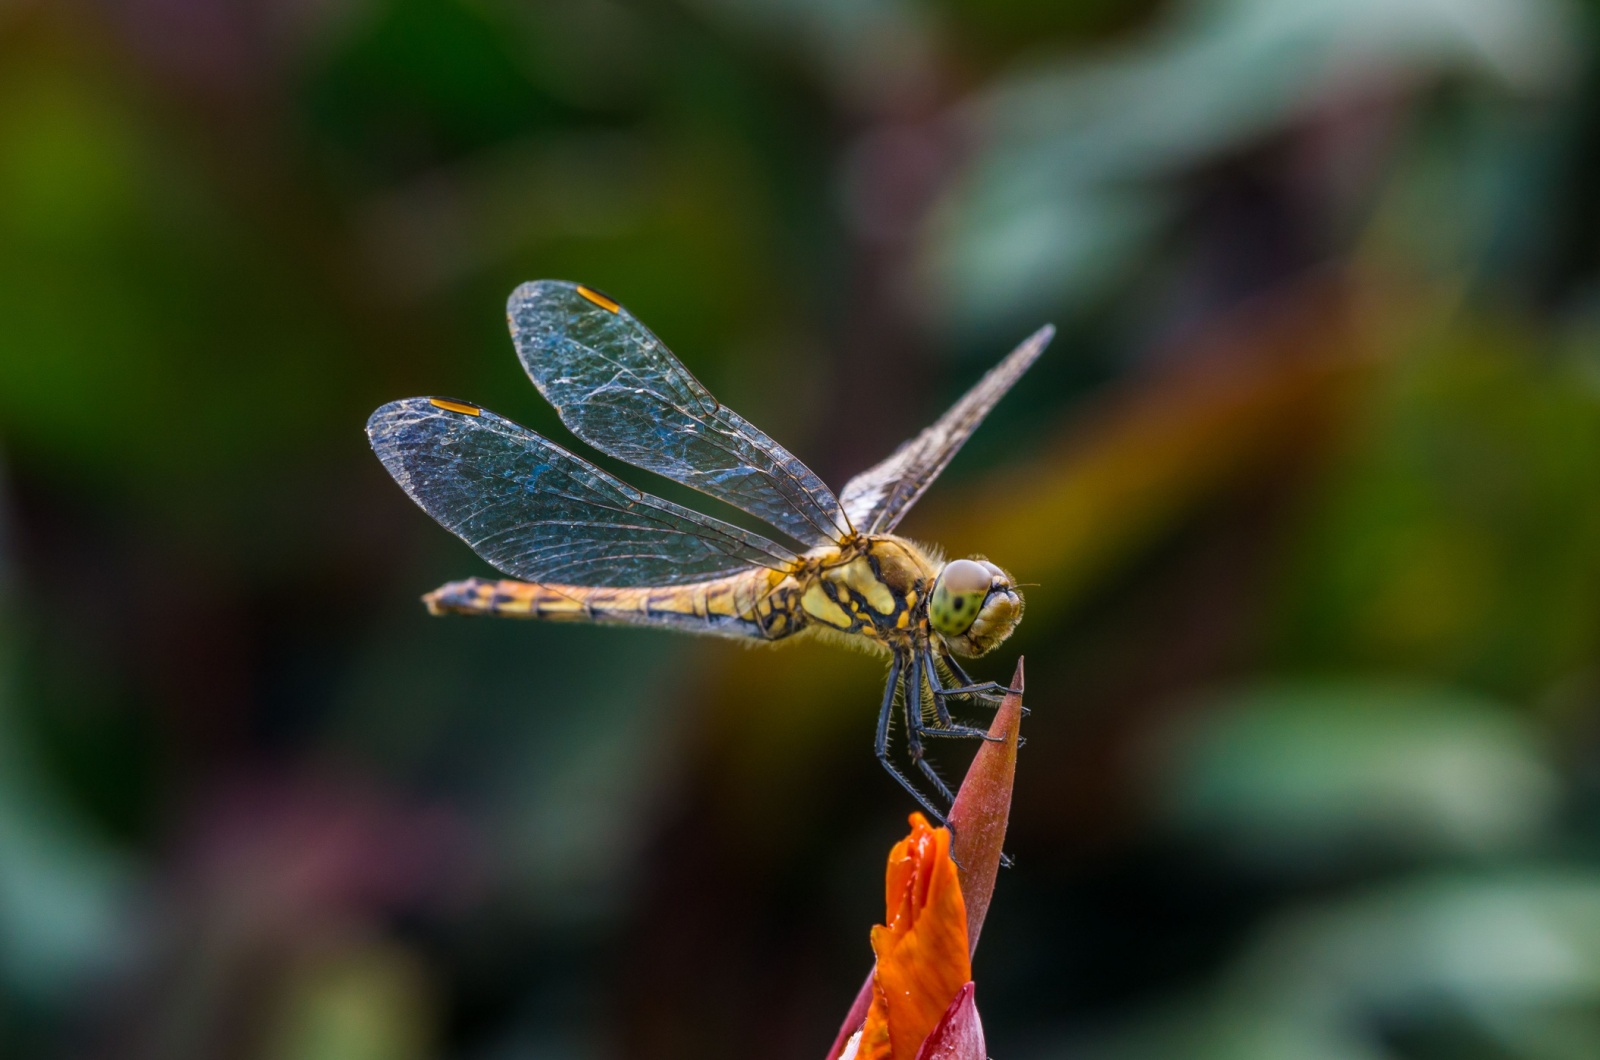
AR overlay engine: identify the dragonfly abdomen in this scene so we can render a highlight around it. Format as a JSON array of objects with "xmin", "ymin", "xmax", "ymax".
[{"xmin": 423, "ymin": 570, "xmax": 801, "ymax": 642}]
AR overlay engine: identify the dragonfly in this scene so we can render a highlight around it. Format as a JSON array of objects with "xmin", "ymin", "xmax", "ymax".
[{"xmin": 367, "ymin": 281, "xmax": 1053, "ymax": 822}]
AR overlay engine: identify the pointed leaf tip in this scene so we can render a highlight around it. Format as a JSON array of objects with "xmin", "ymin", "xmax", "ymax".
[{"xmin": 947, "ymin": 656, "xmax": 1022, "ymax": 954}]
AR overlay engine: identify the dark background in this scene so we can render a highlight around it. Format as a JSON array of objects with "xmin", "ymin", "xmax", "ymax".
[{"xmin": 5, "ymin": 0, "xmax": 1600, "ymax": 1057}]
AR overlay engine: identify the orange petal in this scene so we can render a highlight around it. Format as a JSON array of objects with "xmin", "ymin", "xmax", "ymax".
[{"xmin": 857, "ymin": 815, "xmax": 972, "ymax": 1060}]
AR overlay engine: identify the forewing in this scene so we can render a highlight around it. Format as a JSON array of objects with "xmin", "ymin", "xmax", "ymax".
[
  {"xmin": 840, "ymin": 324, "xmax": 1055, "ymax": 534},
  {"xmin": 507, "ymin": 280, "xmax": 853, "ymax": 547},
  {"xmin": 367, "ymin": 398, "xmax": 798, "ymax": 587}
]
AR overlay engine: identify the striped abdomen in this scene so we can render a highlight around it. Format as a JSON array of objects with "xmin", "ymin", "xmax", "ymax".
[{"xmin": 422, "ymin": 568, "xmax": 802, "ymax": 642}]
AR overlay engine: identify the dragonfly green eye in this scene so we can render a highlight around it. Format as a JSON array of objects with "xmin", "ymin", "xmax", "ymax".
[{"xmin": 930, "ymin": 559, "xmax": 991, "ymax": 636}]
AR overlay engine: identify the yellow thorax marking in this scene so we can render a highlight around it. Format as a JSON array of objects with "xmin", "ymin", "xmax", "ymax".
[
  {"xmin": 429, "ymin": 398, "xmax": 482, "ymax": 416},
  {"xmin": 576, "ymin": 285, "xmax": 621, "ymax": 313},
  {"xmin": 800, "ymin": 582, "xmax": 852, "ymax": 629},
  {"xmin": 835, "ymin": 556, "xmax": 898, "ymax": 615}
]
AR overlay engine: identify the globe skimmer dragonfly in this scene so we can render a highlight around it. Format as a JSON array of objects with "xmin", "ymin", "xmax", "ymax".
[{"xmin": 368, "ymin": 281, "xmax": 1053, "ymax": 822}]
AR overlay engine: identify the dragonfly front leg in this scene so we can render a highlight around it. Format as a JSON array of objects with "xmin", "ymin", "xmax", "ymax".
[
  {"xmin": 933, "ymin": 652, "xmax": 1023, "ymax": 704},
  {"xmin": 875, "ymin": 653, "xmax": 947, "ymax": 825},
  {"xmin": 920, "ymin": 647, "xmax": 1003, "ymax": 740}
]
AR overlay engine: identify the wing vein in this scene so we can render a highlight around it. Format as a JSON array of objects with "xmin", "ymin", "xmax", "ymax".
[
  {"xmin": 367, "ymin": 398, "xmax": 796, "ymax": 587},
  {"xmin": 508, "ymin": 281, "xmax": 852, "ymax": 547}
]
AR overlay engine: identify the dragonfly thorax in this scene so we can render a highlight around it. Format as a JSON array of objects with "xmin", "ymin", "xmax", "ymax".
[
  {"xmin": 789, "ymin": 538, "xmax": 1021, "ymax": 657},
  {"xmin": 792, "ymin": 536, "xmax": 934, "ymax": 641}
]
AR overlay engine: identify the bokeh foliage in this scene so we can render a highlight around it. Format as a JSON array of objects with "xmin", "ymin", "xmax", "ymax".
[{"xmin": 3, "ymin": 0, "xmax": 1600, "ymax": 1057}]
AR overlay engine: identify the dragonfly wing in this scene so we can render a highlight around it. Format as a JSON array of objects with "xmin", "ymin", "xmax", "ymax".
[
  {"xmin": 840, "ymin": 324, "xmax": 1055, "ymax": 534},
  {"xmin": 367, "ymin": 398, "xmax": 798, "ymax": 587},
  {"xmin": 508, "ymin": 281, "xmax": 853, "ymax": 547}
]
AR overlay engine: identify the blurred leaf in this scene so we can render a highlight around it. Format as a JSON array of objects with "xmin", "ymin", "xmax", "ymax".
[
  {"xmin": 1072, "ymin": 870, "xmax": 1600, "ymax": 1059},
  {"xmin": 922, "ymin": 0, "xmax": 1578, "ymax": 332},
  {"xmin": 927, "ymin": 0, "xmax": 1166, "ymax": 64},
  {"xmin": 0, "ymin": 475, "xmax": 129, "ymax": 1004},
  {"xmin": 684, "ymin": 0, "xmax": 935, "ymax": 104},
  {"xmin": 306, "ymin": 0, "xmax": 568, "ymax": 179},
  {"xmin": 0, "ymin": 52, "xmax": 355, "ymax": 511},
  {"xmin": 1152, "ymin": 682, "xmax": 1559, "ymax": 863},
  {"xmin": 263, "ymin": 943, "xmax": 434, "ymax": 1060},
  {"xmin": 1274, "ymin": 317, "xmax": 1600, "ymax": 696}
]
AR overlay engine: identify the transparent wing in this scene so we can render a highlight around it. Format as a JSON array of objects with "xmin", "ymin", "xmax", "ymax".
[
  {"xmin": 507, "ymin": 280, "xmax": 853, "ymax": 547},
  {"xmin": 840, "ymin": 324, "xmax": 1055, "ymax": 534},
  {"xmin": 367, "ymin": 398, "xmax": 798, "ymax": 587}
]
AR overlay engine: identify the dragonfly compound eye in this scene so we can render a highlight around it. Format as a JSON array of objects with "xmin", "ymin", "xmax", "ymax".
[{"xmin": 930, "ymin": 559, "xmax": 991, "ymax": 637}]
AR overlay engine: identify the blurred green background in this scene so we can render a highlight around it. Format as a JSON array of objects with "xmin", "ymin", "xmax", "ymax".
[{"xmin": 5, "ymin": 0, "xmax": 1600, "ymax": 1057}]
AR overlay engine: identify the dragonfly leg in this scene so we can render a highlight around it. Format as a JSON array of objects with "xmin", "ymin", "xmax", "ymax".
[
  {"xmin": 904, "ymin": 652, "xmax": 956, "ymax": 807},
  {"xmin": 936, "ymin": 682, "xmax": 1019, "ymax": 699},
  {"xmin": 920, "ymin": 648, "xmax": 1002, "ymax": 741},
  {"xmin": 941, "ymin": 653, "xmax": 980, "ymax": 688},
  {"xmin": 925, "ymin": 648, "xmax": 960, "ymax": 727},
  {"xmin": 875, "ymin": 654, "xmax": 948, "ymax": 825},
  {"xmin": 915, "ymin": 756, "xmax": 955, "ymax": 811},
  {"xmin": 934, "ymin": 653, "xmax": 1027, "ymax": 713}
]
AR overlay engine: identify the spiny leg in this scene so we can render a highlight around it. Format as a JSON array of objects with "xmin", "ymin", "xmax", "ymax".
[
  {"xmin": 936, "ymin": 681, "xmax": 1020, "ymax": 699},
  {"xmin": 874, "ymin": 653, "xmax": 947, "ymax": 825},
  {"xmin": 935, "ymin": 652, "xmax": 1024, "ymax": 705},
  {"xmin": 919, "ymin": 647, "xmax": 1001, "ymax": 740},
  {"xmin": 904, "ymin": 650, "xmax": 957, "ymax": 808}
]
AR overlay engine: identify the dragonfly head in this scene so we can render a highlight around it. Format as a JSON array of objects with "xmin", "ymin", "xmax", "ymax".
[{"xmin": 929, "ymin": 558, "xmax": 1023, "ymax": 657}]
